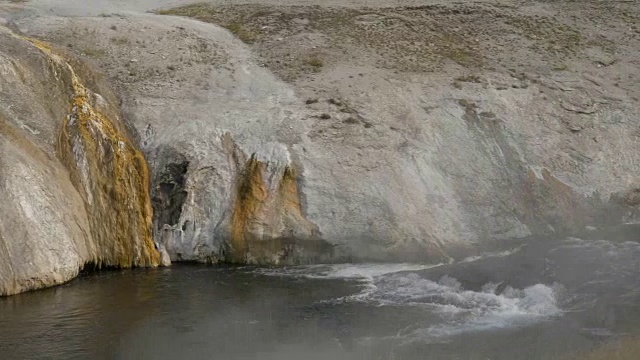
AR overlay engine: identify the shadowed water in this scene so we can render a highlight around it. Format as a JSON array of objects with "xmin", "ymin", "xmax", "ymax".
[{"xmin": 1, "ymin": 226, "xmax": 639, "ymax": 359}]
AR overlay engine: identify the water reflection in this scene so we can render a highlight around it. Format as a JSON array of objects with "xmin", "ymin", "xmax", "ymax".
[{"xmin": 1, "ymin": 228, "xmax": 639, "ymax": 360}]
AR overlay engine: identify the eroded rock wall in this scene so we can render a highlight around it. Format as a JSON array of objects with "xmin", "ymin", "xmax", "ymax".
[
  {"xmin": 154, "ymin": 134, "xmax": 326, "ymax": 265},
  {"xmin": 0, "ymin": 112, "xmax": 93, "ymax": 296},
  {"xmin": 3, "ymin": 0, "xmax": 639, "ymax": 270},
  {"xmin": 0, "ymin": 28, "xmax": 160, "ymax": 295},
  {"xmin": 19, "ymin": 10, "xmax": 639, "ymax": 265}
]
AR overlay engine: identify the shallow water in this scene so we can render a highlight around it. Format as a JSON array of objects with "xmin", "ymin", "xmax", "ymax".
[{"xmin": 1, "ymin": 228, "xmax": 640, "ymax": 359}]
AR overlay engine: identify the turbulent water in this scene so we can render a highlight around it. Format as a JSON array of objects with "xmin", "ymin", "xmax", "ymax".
[{"xmin": 1, "ymin": 226, "xmax": 639, "ymax": 359}]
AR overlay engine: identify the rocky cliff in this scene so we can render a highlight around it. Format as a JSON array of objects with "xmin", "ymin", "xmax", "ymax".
[
  {"xmin": 0, "ymin": 28, "xmax": 160, "ymax": 296},
  {"xmin": 1, "ymin": 0, "xmax": 639, "ymax": 294}
]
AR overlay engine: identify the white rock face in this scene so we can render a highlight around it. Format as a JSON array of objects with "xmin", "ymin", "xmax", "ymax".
[
  {"xmin": 0, "ymin": 127, "xmax": 92, "ymax": 296},
  {"xmin": 0, "ymin": 29, "xmax": 93, "ymax": 295},
  {"xmin": 19, "ymin": 10, "xmax": 639, "ymax": 265},
  {"xmin": 0, "ymin": 27, "xmax": 161, "ymax": 295},
  {"xmin": 0, "ymin": 0, "xmax": 637, "ymax": 295}
]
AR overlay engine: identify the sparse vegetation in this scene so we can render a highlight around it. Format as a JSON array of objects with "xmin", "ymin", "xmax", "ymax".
[
  {"xmin": 441, "ymin": 47, "xmax": 481, "ymax": 67},
  {"xmin": 110, "ymin": 37, "xmax": 129, "ymax": 45},
  {"xmin": 504, "ymin": 16, "xmax": 582, "ymax": 54},
  {"xmin": 305, "ymin": 55, "xmax": 324, "ymax": 70},
  {"xmin": 156, "ymin": 3, "xmax": 217, "ymax": 19},
  {"xmin": 455, "ymin": 74, "xmax": 482, "ymax": 83},
  {"xmin": 153, "ymin": 1, "xmax": 629, "ymax": 82},
  {"xmin": 157, "ymin": 4, "xmax": 260, "ymax": 43},
  {"xmin": 553, "ymin": 64, "xmax": 568, "ymax": 71},
  {"xmin": 80, "ymin": 47, "xmax": 106, "ymax": 58},
  {"xmin": 223, "ymin": 22, "xmax": 259, "ymax": 44}
]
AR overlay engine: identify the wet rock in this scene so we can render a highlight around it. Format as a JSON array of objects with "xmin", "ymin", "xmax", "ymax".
[
  {"xmin": 1, "ymin": 0, "xmax": 639, "ymax": 291},
  {"xmin": 0, "ymin": 29, "xmax": 160, "ymax": 295}
]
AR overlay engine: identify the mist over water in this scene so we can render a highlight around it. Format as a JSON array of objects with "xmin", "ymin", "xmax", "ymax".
[{"xmin": 1, "ymin": 226, "xmax": 639, "ymax": 359}]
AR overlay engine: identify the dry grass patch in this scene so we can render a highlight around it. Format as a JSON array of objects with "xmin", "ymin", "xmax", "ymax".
[
  {"xmin": 157, "ymin": 3, "xmax": 260, "ymax": 44},
  {"xmin": 80, "ymin": 47, "xmax": 107, "ymax": 58},
  {"xmin": 110, "ymin": 37, "xmax": 129, "ymax": 45},
  {"xmin": 156, "ymin": 3, "xmax": 216, "ymax": 19},
  {"xmin": 305, "ymin": 55, "xmax": 324, "ymax": 70},
  {"xmin": 223, "ymin": 22, "xmax": 259, "ymax": 44}
]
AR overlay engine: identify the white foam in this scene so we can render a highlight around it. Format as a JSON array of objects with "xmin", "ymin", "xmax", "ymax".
[
  {"xmin": 375, "ymin": 274, "xmax": 563, "ymax": 344},
  {"xmin": 255, "ymin": 263, "xmax": 440, "ymax": 281},
  {"xmin": 461, "ymin": 245, "xmax": 525, "ymax": 263},
  {"xmin": 257, "ymin": 263, "xmax": 562, "ymax": 339},
  {"xmin": 361, "ymin": 273, "xmax": 560, "ymax": 313},
  {"xmin": 254, "ymin": 263, "xmax": 446, "ymax": 305}
]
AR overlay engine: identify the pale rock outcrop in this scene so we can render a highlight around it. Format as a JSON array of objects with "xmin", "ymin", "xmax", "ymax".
[
  {"xmin": 18, "ymin": 7, "xmax": 639, "ymax": 265},
  {"xmin": 0, "ymin": 0, "xmax": 636, "ymax": 291},
  {"xmin": 0, "ymin": 114, "xmax": 93, "ymax": 296},
  {"xmin": 0, "ymin": 28, "xmax": 161, "ymax": 295},
  {"xmin": 19, "ymin": 14, "xmax": 333, "ymax": 265}
]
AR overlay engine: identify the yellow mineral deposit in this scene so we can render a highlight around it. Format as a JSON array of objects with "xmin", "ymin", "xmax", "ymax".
[
  {"xmin": 229, "ymin": 156, "xmax": 318, "ymax": 263},
  {"xmin": 280, "ymin": 165, "xmax": 318, "ymax": 236},
  {"xmin": 230, "ymin": 155, "xmax": 268, "ymax": 262},
  {"xmin": 16, "ymin": 33, "xmax": 160, "ymax": 268}
]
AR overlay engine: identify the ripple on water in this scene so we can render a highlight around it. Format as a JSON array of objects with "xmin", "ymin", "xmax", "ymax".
[{"xmin": 256, "ymin": 262, "xmax": 564, "ymax": 342}]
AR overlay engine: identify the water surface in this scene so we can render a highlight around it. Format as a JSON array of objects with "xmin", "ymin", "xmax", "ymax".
[{"xmin": 1, "ymin": 228, "xmax": 640, "ymax": 359}]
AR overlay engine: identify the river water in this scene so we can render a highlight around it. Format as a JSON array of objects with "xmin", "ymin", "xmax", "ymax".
[{"xmin": 1, "ymin": 226, "xmax": 639, "ymax": 359}]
